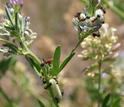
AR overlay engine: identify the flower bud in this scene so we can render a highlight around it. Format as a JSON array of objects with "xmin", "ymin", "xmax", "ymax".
[{"xmin": 111, "ymin": 43, "xmax": 121, "ymax": 52}]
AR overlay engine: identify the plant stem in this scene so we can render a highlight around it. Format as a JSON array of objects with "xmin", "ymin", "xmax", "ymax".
[
  {"xmin": 71, "ymin": 38, "xmax": 84, "ymax": 54},
  {"xmin": 48, "ymin": 88, "xmax": 59, "ymax": 107},
  {"xmin": 20, "ymin": 38, "xmax": 59, "ymax": 106},
  {"xmin": 102, "ymin": 0, "xmax": 124, "ymax": 20},
  {"xmin": 19, "ymin": 36, "xmax": 41, "ymax": 65},
  {"xmin": 98, "ymin": 60, "xmax": 102, "ymax": 107},
  {"xmin": 0, "ymin": 86, "xmax": 15, "ymax": 107}
]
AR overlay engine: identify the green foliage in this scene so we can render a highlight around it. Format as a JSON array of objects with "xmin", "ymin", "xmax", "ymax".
[
  {"xmin": 25, "ymin": 56, "xmax": 42, "ymax": 77},
  {"xmin": 0, "ymin": 56, "xmax": 16, "ymax": 76},
  {"xmin": 0, "ymin": 38, "xmax": 19, "ymax": 55},
  {"xmin": 113, "ymin": 0, "xmax": 124, "ymax": 11},
  {"xmin": 51, "ymin": 45, "xmax": 75, "ymax": 76},
  {"xmin": 51, "ymin": 46, "xmax": 61, "ymax": 76},
  {"xmin": 59, "ymin": 52, "xmax": 75, "ymax": 72},
  {"xmin": 111, "ymin": 98, "xmax": 121, "ymax": 107},
  {"xmin": 5, "ymin": 6, "xmax": 15, "ymax": 27},
  {"xmin": 37, "ymin": 99, "xmax": 45, "ymax": 107},
  {"xmin": 102, "ymin": 94, "xmax": 111, "ymax": 107},
  {"xmin": 102, "ymin": 0, "xmax": 124, "ymax": 21}
]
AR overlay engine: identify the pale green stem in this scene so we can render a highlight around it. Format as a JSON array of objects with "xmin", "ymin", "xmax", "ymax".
[
  {"xmin": 48, "ymin": 88, "xmax": 59, "ymax": 107},
  {"xmin": 71, "ymin": 37, "xmax": 84, "ymax": 54},
  {"xmin": 98, "ymin": 60, "xmax": 102, "ymax": 107}
]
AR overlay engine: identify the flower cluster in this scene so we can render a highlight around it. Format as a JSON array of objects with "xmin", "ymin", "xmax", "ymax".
[
  {"xmin": 72, "ymin": 5, "xmax": 106, "ymax": 39},
  {"xmin": 6, "ymin": 0, "xmax": 23, "ymax": 13},
  {"xmin": 0, "ymin": 0, "xmax": 37, "ymax": 48},
  {"xmin": 78, "ymin": 24, "xmax": 121, "ymax": 61}
]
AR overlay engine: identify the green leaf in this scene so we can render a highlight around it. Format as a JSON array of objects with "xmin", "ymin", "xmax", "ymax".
[
  {"xmin": 37, "ymin": 99, "xmax": 45, "ymax": 107},
  {"xmin": 102, "ymin": 94, "xmax": 111, "ymax": 107},
  {"xmin": 0, "ymin": 32, "xmax": 10, "ymax": 36},
  {"xmin": 25, "ymin": 56, "xmax": 42, "ymax": 77},
  {"xmin": 0, "ymin": 38, "xmax": 14, "ymax": 44},
  {"xmin": 111, "ymin": 98, "xmax": 121, "ymax": 107},
  {"xmin": 8, "ymin": 56, "xmax": 17, "ymax": 70},
  {"xmin": 0, "ymin": 29, "xmax": 10, "ymax": 36},
  {"xmin": 0, "ymin": 56, "xmax": 17, "ymax": 75},
  {"xmin": 5, "ymin": 6, "xmax": 15, "ymax": 27},
  {"xmin": 51, "ymin": 46, "xmax": 61, "ymax": 76},
  {"xmin": 0, "ymin": 58, "xmax": 9, "ymax": 74},
  {"xmin": 0, "ymin": 48, "xmax": 9, "ymax": 53},
  {"xmin": 3, "ymin": 44, "xmax": 18, "ymax": 53},
  {"xmin": 59, "ymin": 52, "xmax": 75, "ymax": 72},
  {"xmin": 0, "ymin": 38, "xmax": 19, "ymax": 54},
  {"xmin": 15, "ymin": 12, "xmax": 19, "ymax": 30},
  {"xmin": 4, "ymin": 26, "xmax": 15, "ymax": 30}
]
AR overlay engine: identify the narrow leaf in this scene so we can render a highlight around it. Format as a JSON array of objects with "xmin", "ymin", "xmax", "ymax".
[
  {"xmin": 51, "ymin": 46, "xmax": 61, "ymax": 76},
  {"xmin": 3, "ymin": 44, "xmax": 18, "ymax": 53},
  {"xmin": 8, "ymin": 56, "xmax": 17, "ymax": 70},
  {"xmin": 15, "ymin": 12, "xmax": 19, "ymax": 30},
  {"xmin": 0, "ymin": 48, "xmax": 9, "ymax": 53},
  {"xmin": 0, "ymin": 57, "xmax": 9, "ymax": 74},
  {"xmin": 102, "ymin": 94, "xmax": 111, "ymax": 107},
  {"xmin": 4, "ymin": 26, "xmax": 15, "ymax": 30},
  {"xmin": 0, "ymin": 38, "xmax": 14, "ymax": 44},
  {"xmin": 0, "ymin": 33, "xmax": 10, "ymax": 36},
  {"xmin": 5, "ymin": 6, "xmax": 14, "ymax": 27},
  {"xmin": 0, "ymin": 38, "xmax": 18, "ymax": 51},
  {"xmin": 59, "ymin": 52, "xmax": 75, "ymax": 72},
  {"xmin": 37, "ymin": 99, "xmax": 45, "ymax": 107},
  {"xmin": 0, "ymin": 29, "xmax": 10, "ymax": 36},
  {"xmin": 25, "ymin": 56, "xmax": 42, "ymax": 77},
  {"xmin": 0, "ymin": 56, "xmax": 16, "ymax": 75},
  {"xmin": 112, "ymin": 98, "xmax": 121, "ymax": 107}
]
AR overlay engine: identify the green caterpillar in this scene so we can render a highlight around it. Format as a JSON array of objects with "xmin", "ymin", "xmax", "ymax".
[{"xmin": 49, "ymin": 79, "xmax": 63, "ymax": 103}]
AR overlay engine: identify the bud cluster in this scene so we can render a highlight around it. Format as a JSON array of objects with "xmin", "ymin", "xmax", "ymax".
[
  {"xmin": 0, "ymin": 0, "xmax": 37, "ymax": 48},
  {"xmin": 6, "ymin": 0, "xmax": 23, "ymax": 13},
  {"xmin": 72, "ymin": 6, "xmax": 106, "ymax": 39}
]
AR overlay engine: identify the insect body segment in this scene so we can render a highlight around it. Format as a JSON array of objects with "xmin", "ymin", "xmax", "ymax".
[
  {"xmin": 40, "ymin": 58, "xmax": 53, "ymax": 67},
  {"xmin": 49, "ymin": 79, "xmax": 62, "ymax": 103},
  {"xmin": 98, "ymin": 5, "xmax": 106, "ymax": 14},
  {"xmin": 42, "ymin": 78, "xmax": 62, "ymax": 103},
  {"xmin": 45, "ymin": 59, "xmax": 53, "ymax": 64}
]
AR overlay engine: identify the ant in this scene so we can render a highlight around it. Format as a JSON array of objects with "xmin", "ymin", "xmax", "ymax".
[
  {"xmin": 74, "ymin": 12, "xmax": 88, "ymax": 21},
  {"xmin": 92, "ymin": 31, "xmax": 101, "ymax": 37},
  {"xmin": 92, "ymin": 15, "xmax": 100, "ymax": 23},
  {"xmin": 40, "ymin": 58, "xmax": 53, "ymax": 67},
  {"xmin": 98, "ymin": 5, "xmax": 106, "ymax": 14}
]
